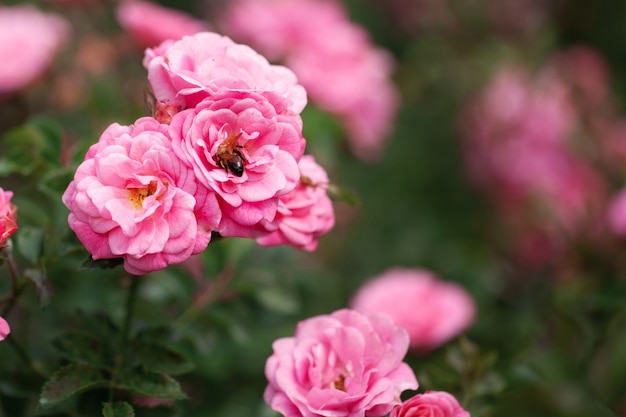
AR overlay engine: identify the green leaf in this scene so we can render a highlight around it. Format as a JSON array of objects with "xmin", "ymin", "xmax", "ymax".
[
  {"xmin": 129, "ymin": 341, "xmax": 195, "ymax": 376},
  {"xmin": 23, "ymin": 268, "xmax": 54, "ymax": 307},
  {"xmin": 80, "ymin": 257, "xmax": 124, "ymax": 270},
  {"xmin": 103, "ymin": 401, "xmax": 135, "ymax": 417},
  {"xmin": 115, "ymin": 368, "xmax": 187, "ymax": 401},
  {"xmin": 52, "ymin": 331, "xmax": 112, "ymax": 368},
  {"xmin": 327, "ymin": 183, "xmax": 360, "ymax": 206},
  {"xmin": 39, "ymin": 364, "xmax": 108, "ymax": 407},
  {"xmin": 15, "ymin": 227, "xmax": 44, "ymax": 264}
]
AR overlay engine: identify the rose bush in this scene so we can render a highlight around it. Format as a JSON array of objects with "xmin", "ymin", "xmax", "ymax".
[
  {"xmin": 264, "ymin": 308, "xmax": 418, "ymax": 417},
  {"xmin": 62, "ymin": 117, "xmax": 220, "ymax": 275}
]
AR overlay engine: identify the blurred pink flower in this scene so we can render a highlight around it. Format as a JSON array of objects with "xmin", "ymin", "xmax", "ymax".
[
  {"xmin": 132, "ymin": 394, "xmax": 174, "ymax": 408},
  {"xmin": 222, "ymin": 0, "xmax": 399, "ymax": 162},
  {"xmin": 0, "ymin": 188, "xmax": 18, "ymax": 248},
  {"xmin": 0, "ymin": 316, "xmax": 9, "ymax": 341},
  {"xmin": 62, "ymin": 117, "xmax": 220, "ymax": 275},
  {"xmin": 169, "ymin": 90, "xmax": 305, "ymax": 237},
  {"xmin": 0, "ymin": 4, "xmax": 69, "ymax": 95},
  {"xmin": 264, "ymin": 308, "xmax": 418, "ymax": 417},
  {"xmin": 255, "ymin": 155, "xmax": 335, "ymax": 250},
  {"xmin": 459, "ymin": 62, "xmax": 608, "ymax": 264},
  {"xmin": 607, "ymin": 188, "xmax": 626, "ymax": 237},
  {"xmin": 390, "ymin": 391, "xmax": 470, "ymax": 417},
  {"xmin": 143, "ymin": 31, "xmax": 307, "ymax": 116},
  {"xmin": 351, "ymin": 268, "xmax": 475, "ymax": 352},
  {"xmin": 116, "ymin": 1, "xmax": 208, "ymax": 48}
]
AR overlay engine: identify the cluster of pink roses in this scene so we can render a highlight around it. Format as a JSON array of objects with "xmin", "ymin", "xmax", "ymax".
[
  {"xmin": 221, "ymin": 0, "xmax": 399, "ymax": 162},
  {"xmin": 63, "ymin": 32, "xmax": 335, "ymax": 275}
]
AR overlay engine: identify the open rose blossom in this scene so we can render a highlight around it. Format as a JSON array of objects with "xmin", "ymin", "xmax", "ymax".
[
  {"xmin": 0, "ymin": 188, "xmax": 18, "ymax": 248},
  {"xmin": 116, "ymin": 1, "xmax": 208, "ymax": 48},
  {"xmin": 0, "ymin": 316, "xmax": 9, "ymax": 341},
  {"xmin": 0, "ymin": 4, "xmax": 69, "ymax": 95},
  {"xmin": 264, "ymin": 308, "xmax": 418, "ymax": 417},
  {"xmin": 255, "ymin": 155, "xmax": 335, "ymax": 250},
  {"xmin": 62, "ymin": 117, "xmax": 220, "ymax": 275},
  {"xmin": 390, "ymin": 391, "xmax": 470, "ymax": 417},
  {"xmin": 350, "ymin": 268, "xmax": 476, "ymax": 352},
  {"xmin": 143, "ymin": 31, "xmax": 307, "ymax": 116},
  {"xmin": 169, "ymin": 90, "xmax": 305, "ymax": 237}
]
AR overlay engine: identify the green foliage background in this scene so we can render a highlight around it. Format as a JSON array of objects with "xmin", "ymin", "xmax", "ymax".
[{"xmin": 1, "ymin": 0, "xmax": 626, "ymax": 416}]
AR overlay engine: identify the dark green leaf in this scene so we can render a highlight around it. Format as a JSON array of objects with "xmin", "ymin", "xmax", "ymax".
[
  {"xmin": 15, "ymin": 227, "xmax": 44, "ymax": 264},
  {"xmin": 24, "ymin": 268, "xmax": 53, "ymax": 307},
  {"xmin": 39, "ymin": 364, "xmax": 108, "ymax": 407},
  {"xmin": 103, "ymin": 401, "xmax": 135, "ymax": 417},
  {"xmin": 129, "ymin": 341, "xmax": 195, "ymax": 376},
  {"xmin": 327, "ymin": 183, "xmax": 360, "ymax": 206},
  {"xmin": 115, "ymin": 368, "xmax": 186, "ymax": 401},
  {"xmin": 80, "ymin": 257, "xmax": 124, "ymax": 271},
  {"xmin": 52, "ymin": 331, "xmax": 112, "ymax": 368}
]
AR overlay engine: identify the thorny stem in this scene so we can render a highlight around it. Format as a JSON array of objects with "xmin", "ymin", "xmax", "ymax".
[{"xmin": 1, "ymin": 241, "xmax": 27, "ymax": 318}]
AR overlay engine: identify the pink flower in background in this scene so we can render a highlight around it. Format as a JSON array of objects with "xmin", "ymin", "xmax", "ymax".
[
  {"xmin": 255, "ymin": 155, "xmax": 335, "ymax": 251},
  {"xmin": 351, "ymin": 268, "xmax": 475, "ymax": 352},
  {"xmin": 0, "ymin": 316, "xmax": 9, "ymax": 341},
  {"xmin": 169, "ymin": 90, "xmax": 305, "ymax": 237},
  {"xmin": 222, "ymin": 0, "xmax": 399, "ymax": 162},
  {"xmin": 459, "ymin": 60, "xmax": 608, "ymax": 264},
  {"xmin": 390, "ymin": 391, "xmax": 470, "ymax": 417},
  {"xmin": 607, "ymin": 188, "xmax": 626, "ymax": 237},
  {"xmin": 116, "ymin": 1, "xmax": 208, "ymax": 48},
  {"xmin": 62, "ymin": 117, "xmax": 220, "ymax": 275},
  {"xmin": 0, "ymin": 4, "xmax": 69, "ymax": 95},
  {"xmin": 0, "ymin": 188, "xmax": 18, "ymax": 248},
  {"xmin": 264, "ymin": 308, "xmax": 418, "ymax": 417},
  {"xmin": 143, "ymin": 31, "xmax": 307, "ymax": 116}
]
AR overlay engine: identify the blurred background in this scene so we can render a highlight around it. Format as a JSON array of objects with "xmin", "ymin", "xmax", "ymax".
[{"xmin": 1, "ymin": 0, "xmax": 626, "ymax": 416}]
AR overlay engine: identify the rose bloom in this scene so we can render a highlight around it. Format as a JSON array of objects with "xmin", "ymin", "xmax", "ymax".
[
  {"xmin": 350, "ymin": 268, "xmax": 475, "ymax": 352},
  {"xmin": 143, "ymin": 31, "xmax": 307, "ymax": 116},
  {"xmin": 62, "ymin": 117, "xmax": 220, "ymax": 275},
  {"xmin": 265, "ymin": 308, "xmax": 418, "ymax": 417},
  {"xmin": 0, "ymin": 187, "xmax": 18, "ymax": 248},
  {"xmin": 116, "ymin": 1, "xmax": 208, "ymax": 48},
  {"xmin": 390, "ymin": 391, "xmax": 470, "ymax": 417},
  {"xmin": 0, "ymin": 316, "xmax": 9, "ymax": 341},
  {"xmin": 607, "ymin": 188, "xmax": 626, "ymax": 237},
  {"xmin": 255, "ymin": 155, "xmax": 335, "ymax": 251},
  {"xmin": 0, "ymin": 4, "xmax": 69, "ymax": 95},
  {"xmin": 169, "ymin": 90, "xmax": 305, "ymax": 237}
]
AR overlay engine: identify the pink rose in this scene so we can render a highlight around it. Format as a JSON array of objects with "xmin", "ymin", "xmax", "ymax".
[
  {"xmin": 350, "ymin": 268, "xmax": 475, "ymax": 352},
  {"xmin": 168, "ymin": 90, "xmax": 305, "ymax": 237},
  {"xmin": 255, "ymin": 155, "xmax": 335, "ymax": 251},
  {"xmin": 116, "ymin": 1, "xmax": 208, "ymax": 48},
  {"xmin": 264, "ymin": 308, "xmax": 418, "ymax": 417},
  {"xmin": 0, "ymin": 316, "xmax": 9, "ymax": 341},
  {"xmin": 0, "ymin": 5, "xmax": 69, "ymax": 95},
  {"xmin": 0, "ymin": 188, "xmax": 18, "ymax": 248},
  {"xmin": 607, "ymin": 188, "xmax": 626, "ymax": 237},
  {"xmin": 390, "ymin": 391, "xmax": 470, "ymax": 417},
  {"xmin": 62, "ymin": 117, "xmax": 220, "ymax": 275},
  {"xmin": 143, "ymin": 31, "xmax": 307, "ymax": 116}
]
